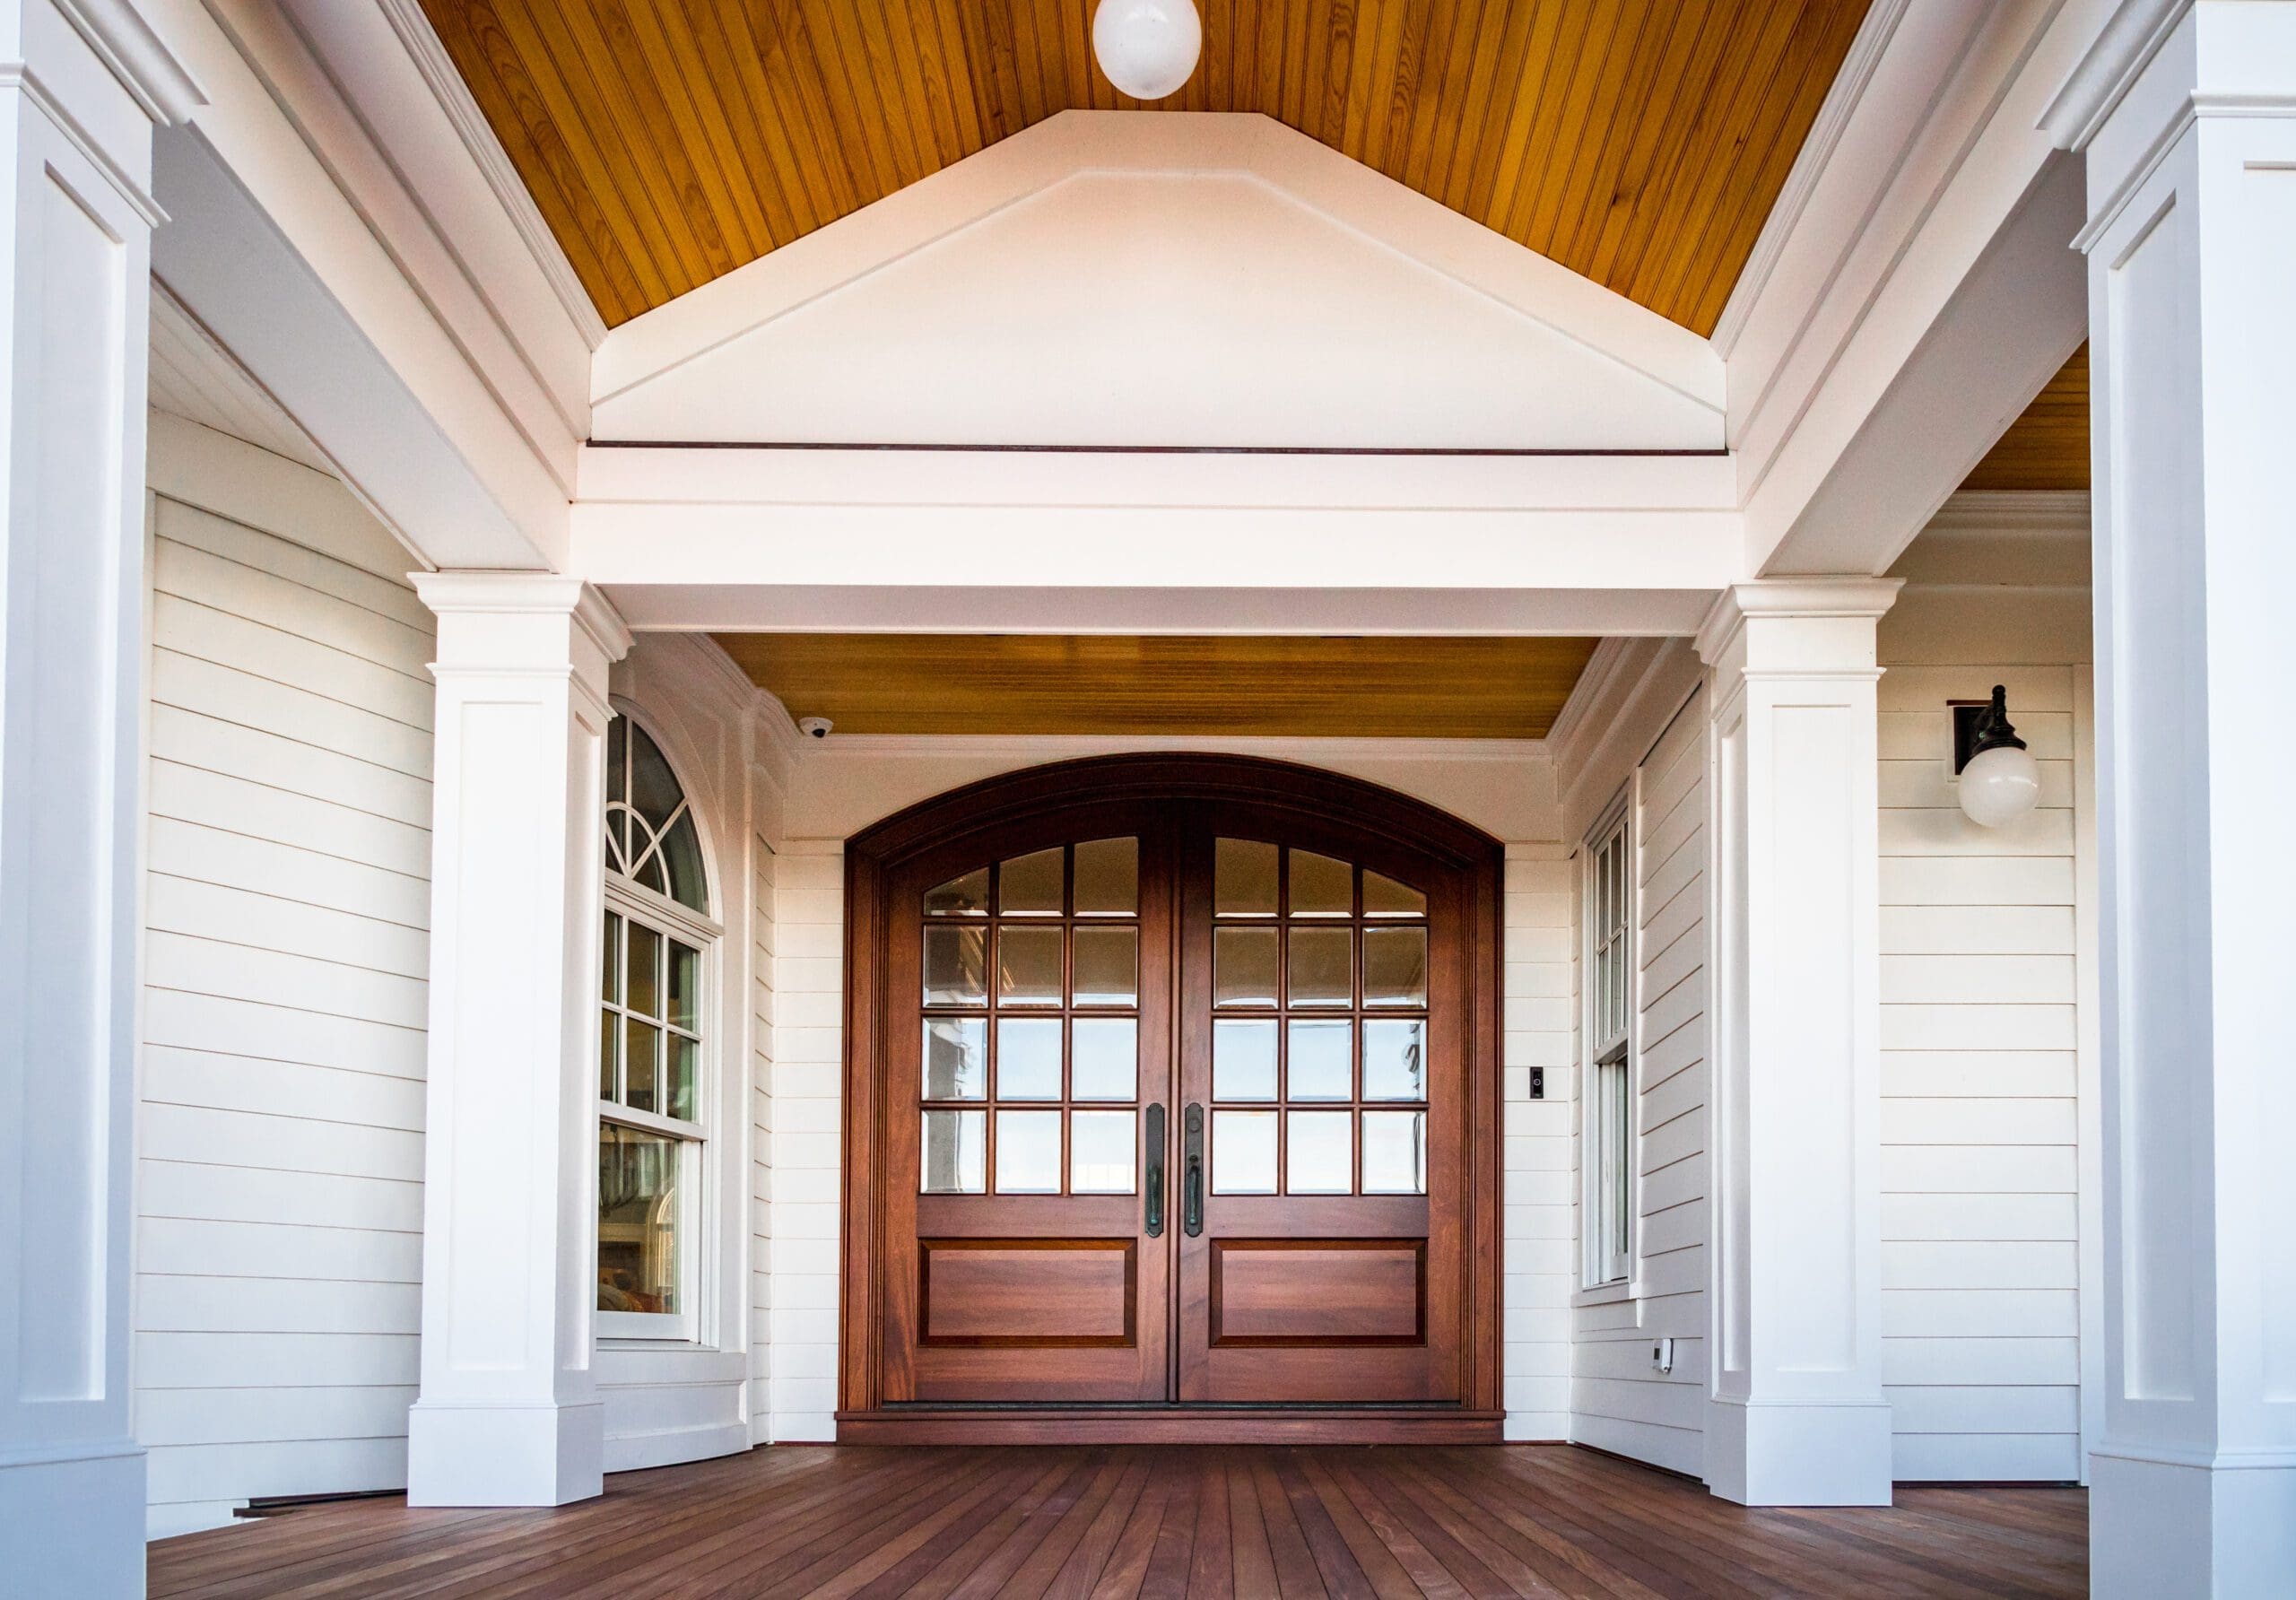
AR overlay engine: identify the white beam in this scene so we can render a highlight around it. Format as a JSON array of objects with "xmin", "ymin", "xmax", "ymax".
[
  {"xmin": 137, "ymin": 0, "xmax": 568, "ymax": 570},
  {"xmin": 1726, "ymin": 0, "xmax": 2112, "ymax": 578}
]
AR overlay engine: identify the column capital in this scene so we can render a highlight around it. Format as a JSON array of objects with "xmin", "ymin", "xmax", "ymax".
[
  {"xmin": 1692, "ymin": 578, "xmax": 1901, "ymax": 669},
  {"xmin": 414, "ymin": 574, "xmax": 632, "ymax": 716}
]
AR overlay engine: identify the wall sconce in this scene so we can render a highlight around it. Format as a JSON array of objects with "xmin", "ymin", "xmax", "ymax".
[{"xmin": 1953, "ymin": 685, "xmax": 2040, "ymax": 828}]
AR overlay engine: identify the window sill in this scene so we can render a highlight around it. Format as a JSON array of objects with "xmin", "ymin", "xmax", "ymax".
[{"xmin": 1572, "ymin": 1280, "xmax": 1636, "ymax": 1310}]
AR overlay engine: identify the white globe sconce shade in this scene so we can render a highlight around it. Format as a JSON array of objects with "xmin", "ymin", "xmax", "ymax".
[
  {"xmin": 1956, "ymin": 685, "xmax": 2041, "ymax": 828},
  {"xmin": 1092, "ymin": 0, "xmax": 1203, "ymax": 100}
]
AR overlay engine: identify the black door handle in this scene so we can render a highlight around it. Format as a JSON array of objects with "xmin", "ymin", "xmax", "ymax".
[
  {"xmin": 1183, "ymin": 1102, "xmax": 1204, "ymax": 1237},
  {"xmin": 1144, "ymin": 1103, "xmax": 1166, "ymax": 1237}
]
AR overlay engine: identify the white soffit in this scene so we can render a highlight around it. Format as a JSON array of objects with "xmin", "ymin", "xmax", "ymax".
[{"xmin": 590, "ymin": 111, "xmax": 1725, "ymax": 451}]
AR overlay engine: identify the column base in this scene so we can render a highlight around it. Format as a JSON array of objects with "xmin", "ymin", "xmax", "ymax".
[
  {"xmin": 405, "ymin": 1398, "xmax": 604, "ymax": 1507},
  {"xmin": 1704, "ymin": 1396, "xmax": 1893, "ymax": 1506},
  {"xmin": 2092, "ymin": 1448, "xmax": 2296, "ymax": 1600},
  {"xmin": 0, "ymin": 1442, "xmax": 145, "ymax": 1594}
]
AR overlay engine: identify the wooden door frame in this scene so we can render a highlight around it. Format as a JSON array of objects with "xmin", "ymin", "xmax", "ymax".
[{"xmin": 837, "ymin": 753, "xmax": 1505, "ymax": 1443}]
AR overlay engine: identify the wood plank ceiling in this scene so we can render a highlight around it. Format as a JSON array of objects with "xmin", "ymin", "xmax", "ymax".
[
  {"xmin": 422, "ymin": 1, "xmax": 1874, "ymax": 333},
  {"xmin": 712, "ymin": 634, "xmax": 1601, "ymax": 738},
  {"xmin": 1961, "ymin": 345, "xmax": 2089, "ymax": 492}
]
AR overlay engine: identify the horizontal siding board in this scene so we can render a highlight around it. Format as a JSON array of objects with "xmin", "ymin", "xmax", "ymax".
[
  {"xmin": 149, "ymin": 761, "xmax": 430, "ymax": 880},
  {"xmin": 136, "ymin": 1331, "xmax": 418, "ymax": 1390},
  {"xmin": 1892, "ymin": 1432, "xmax": 2081, "ymax": 1483},
  {"xmin": 139, "ymin": 1217, "xmax": 420, "ymax": 1284},
  {"xmin": 1883, "ymin": 1336, "xmax": 2079, "ymax": 1387},
  {"xmin": 1881, "ymin": 904, "xmax": 2074, "ymax": 955},
  {"xmin": 150, "ymin": 648, "xmax": 432, "ymax": 777},
  {"xmin": 153, "ymin": 592, "xmax": 433, "ymax": 730},
  {"xmin": 140, "ymin": 1159, "xmax": 422, "ymax": 1233},
  {"xmin": 146, "ymin": 931, "xmax": 428, "ymax": 1031},
  {"xmin": 148, "ymin": 875, "xmax": 427, "ymax": 978},
  {"xmin": 142, "ymin": 1102, "xmax": 425, "ymax": 1185},
  {"xmin": 155, "ymin": 502, "xmax": 433, "ymax": 631},
  {"xmin": 144, "ymin": 1438, "xmax": 408, "ymax": 1508},
  {"xmin": 138, "ymin": 1275, "xmax": 421, "ymax": 1335},
  {"xmin": 142, "ymin": 1047, "xmax": 425, "ymax": 1132},
  {"xmin": 151, "ymin": 705, "xmax": 430, "ymax": 828},
  {"xmin": 145, "ymin": 991, "xmax": 424, "ymax": 1082},
  {"xmin": 1886, "ymin": 1384, "xmax": 2079, "ymax": 1435},
  {"xmin": 148, "ymin": 817, "xmax": 429, "ymax": 930},
  {"xmin": 1882, "ymin": 1193, "xmax": 2077, "ymax": 1242},
  {"xmin": 136, "ymin": 1386, "xmax": 418, "ymax": 1448}
]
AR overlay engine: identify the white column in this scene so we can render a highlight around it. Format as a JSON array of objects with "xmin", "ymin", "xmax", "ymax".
[
  {"xmin": 405, "ymin": 574, "xmax": 630, "ymax": 1507},
  {"xmin": 2044, "ymin": 4, "xmax": 2296, "ymax": 1594},
  {"xmin": 1695, "ymin": 579, "xmax": 1899, "ymax": 1507},
  {"xmin": 0, "ymin": 2, "xmax": 196, "ymax": 1588}
]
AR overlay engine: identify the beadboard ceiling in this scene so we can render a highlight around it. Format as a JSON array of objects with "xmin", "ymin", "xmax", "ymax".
[
  {"xmin": 1962, "ymin": 345, "xmax": 2089, "ymax": 493},
  {"xmin": 419, "ymin": 0, "xmax": 1874, "ymax": 332},
  {"xmin": 714, "ymin": 633, "xmax": 1603, "ymax": 738}
]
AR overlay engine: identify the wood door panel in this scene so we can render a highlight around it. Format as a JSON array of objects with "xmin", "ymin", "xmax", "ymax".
[
  {"xmin": 920, "ymin": 1239, "xmax": 1135, "ymax": 1346},
  {"xmin": 844, "ymin": 756, "xmax": 1503, "ymax": 1430},
  {"xmin": 1209, "ymin": 1239, "xmax": 1426, "ymax": 1346}
]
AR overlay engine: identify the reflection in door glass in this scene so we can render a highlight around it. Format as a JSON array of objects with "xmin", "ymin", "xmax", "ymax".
[
  {"xmin": 1286, "ymin": 927, "xmax": 1352, "ymax": 1007},
  {"xmin": 996, "ymin": 926, "xmax": 1064, "ymax": 1006},
  {"xmin": 998, "ymin": 847, "xmax": 1064, "ymax": 915},
  {"xmin": 921, "ymin": 1109, "xmax": 986, "ymax": 1193},
  {"xmin": 1215, "ymin": 838, "xmax": 1278, "ymax": 917},
  {"xmin": 924, "ymin": 1018, "xmax": 987, "ymax": 1100},
  {"xmin": 996, "ymin": 1018, "xmax": 1062, "ymax": 1100},
  {"xmin": 923, "ymin": 925, "xmax": 987, "ymax": 1005},
  {"xmin": 1361, "ymin": 1019, "xmax": 1426, "ymax": 1100},
  {"xmin": 1288, "ymin": 850, "xmax": 1352, "ymax": 917},
  {"xmin": 1213, "ymin": 927, "xmax": 1279, "ymax": 1008},
  {"xmin": 1072, "ymin": 837, "xmax": 1138, "ymax": 916},
  {"xmin": 1213, "ymin": 1020, "xmax": 1278, "ymax": 1100},
  {"xmin": 1361, "ymin": 1110, "xmax": 1428, "ymax": 1194},
  {"xmin": 1071, "ymin": 926, "xmax": 1138, "ymax": 1005},
  {"xmin": 1286, "ymin": 1020, "xmax": 1352, "ymax": 1100},
  {"xmin": 995, "ymin": 1110, "xmax": 1062, "ymax": 1193},
  {"xmin": 1072, "ymin": 1019, "xmax": 1137, "ymax": 1100},
  {"xmin": 1286, "ymin": 1110, "xmax": 1352, "ymax": 1194},
  {"xmin": 1361, "ymin": 926, "xmax": 1428, "ymax": 1007},
  {"xmin": 1070, "ymin": 1110, "xmax": 1137, "ymax": 1193},
  {"xmin": 1211, "ymin": 1109, "xmax": 1277, "ymax": 1194}
]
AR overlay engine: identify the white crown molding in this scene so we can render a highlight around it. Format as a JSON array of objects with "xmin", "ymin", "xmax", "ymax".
[
  {"xmin": 2039, "ymin": 0, "xmax": 2194, "ymax": 152},
  {"xmin": 370, "ymin": 0, "xmax": 606, "ymax": 350},
  {"xmin": 1926, "ymin": 489, "xmax": 2092, "ymax": 535},
  {"xmin": 55, "ymin": 0, "xmax": 204, "ymax": 125},
  {"xmin": 414, "ymin": 572, "xmax": 635, "ymax": 661},
  {"xmin": 1709, "ymin": 0, "xmax": 1914, "ymax": 358},
  {"xmin": 1542, "ymin": 637, "xmax": 1638, "ymax": 763}
]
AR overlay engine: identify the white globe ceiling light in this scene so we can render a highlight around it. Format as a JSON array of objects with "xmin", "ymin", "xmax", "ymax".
[
  {"xmin": 1092, "ymin": 0, "xmax": 1203, "ymax": 100},
  {"xmin": 1957, "ymin": 685, "xmax": 2042, "ymax": 829}
]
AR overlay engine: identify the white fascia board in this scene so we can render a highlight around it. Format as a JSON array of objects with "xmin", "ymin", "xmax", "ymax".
[
  {"xmin": 571, "ymin": 441, "xmax": 1737, "ymax": 635},
  {"xmin": 139, "ymin": 0, "xmax": 567, "ymax": 570},
  {"xmin": 589, "ymin": 111, "xmax": 1721, "ymax": 441},
  {"xmin": 1724, "ymin": 0, "xmax": 2116, "ymax": 578}
]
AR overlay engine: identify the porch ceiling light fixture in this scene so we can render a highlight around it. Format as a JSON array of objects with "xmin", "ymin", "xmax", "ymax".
[
  {"xmin": 1092, "ymin": 0, "xmax": 1202, "ymax": 100},
  {"xmin": 1956, "ymin": 685, "xmax": 2041, "ymax": 829}
]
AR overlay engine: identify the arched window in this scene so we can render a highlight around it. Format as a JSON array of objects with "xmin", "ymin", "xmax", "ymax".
[{"xmin": 596, "ymin": 715, "xmax": 714, "ymax": 1338}]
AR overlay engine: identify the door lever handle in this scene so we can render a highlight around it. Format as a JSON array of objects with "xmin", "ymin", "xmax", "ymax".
[
  {"xmin": 1182, "ymin": 1102, "xmax": 1205, "ymax": 1237},
  {"xmin": 1144, "ymin": 1103, "xmax": 1166, "ymax": 1237}
]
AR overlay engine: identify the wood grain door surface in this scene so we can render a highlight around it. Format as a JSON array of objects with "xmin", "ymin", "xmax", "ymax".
[{"xmin": 866, "ymin": 763, "xmax": 1489, "ymax": 1419}]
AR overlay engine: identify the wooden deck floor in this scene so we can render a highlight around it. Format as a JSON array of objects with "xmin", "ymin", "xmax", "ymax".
[{"xmin": 148, "ymin": 1443, "xmax": 2087, "ymax": 1598}]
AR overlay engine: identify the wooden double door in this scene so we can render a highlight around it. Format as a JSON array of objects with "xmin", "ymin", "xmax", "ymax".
[{"xmin": 841, "ymin": 758, "xmax": 1503, "ymax": 1439}]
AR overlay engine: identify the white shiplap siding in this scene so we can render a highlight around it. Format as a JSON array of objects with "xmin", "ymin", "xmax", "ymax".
[
  {"xmin": 769, "ymin": 839, "xmax": 844, "ymax": 1441},
  {"xmin": 750, "ymin": 838, "xmax": 777, "ymax": 1443},
  {"xmin": 138, "ymin": 418, "xmax": 432, "ymax": 1537},
  {"xmin": 1877, "ymin": 663, "xmax": 2083, "ymax": 1482},
  {"xmin": 1570, "ymin": 687, "xmax": 1708, "ymax": 1476},
  {"xmin": 1504, "ymin": 848, "xmax": 1574, "ymax": 1441}
]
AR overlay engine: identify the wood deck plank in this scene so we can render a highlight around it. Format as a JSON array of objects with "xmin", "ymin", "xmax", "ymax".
[{"xmin": 147, "ymin": 1442, "xmax": 2089, "ymax": 1600}]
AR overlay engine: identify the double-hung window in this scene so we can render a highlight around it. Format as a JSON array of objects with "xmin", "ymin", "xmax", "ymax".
[
  {"xmin": 597, "ymin": 715, "xmax": 714, "ymax": 1339},
  {"xmin": 1584, "ymin": 796, "xmax": 1633, "ymax": 1288}
]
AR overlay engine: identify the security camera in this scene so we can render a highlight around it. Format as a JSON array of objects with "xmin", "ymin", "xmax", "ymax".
[{"xmin": 797, "ymin": 717, "xmax": 833, "ymax": 740}]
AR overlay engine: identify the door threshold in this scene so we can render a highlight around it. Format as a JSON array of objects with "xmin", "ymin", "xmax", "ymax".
[{"xmin": 834, "ymin": 1406, "xmax": 1505, "ymax": 1445}]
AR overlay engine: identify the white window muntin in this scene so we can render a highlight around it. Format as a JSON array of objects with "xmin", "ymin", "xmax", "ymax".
[
  {"xmin": 1582, "ymin": 790, "xmax": 1634, "ymax": 1290},
  {"xmin": 597, "ymin": 711, "xmax": 721, "ymax": 1341}
]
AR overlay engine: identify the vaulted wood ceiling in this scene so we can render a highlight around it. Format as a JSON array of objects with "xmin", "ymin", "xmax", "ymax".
[
  {"xmin": 422, "ymin": 1, "xmax": 1873, "ymax": 332},
  {"xmin": 1961, "ymin": 345, "xmax": 2089, "ymax": 492},
  {"xmin": 714, "ymin": 634, "xmax": 1601, "ymax": 737}
]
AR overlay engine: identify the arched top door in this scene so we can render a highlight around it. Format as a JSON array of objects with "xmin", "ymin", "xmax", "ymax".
[{"xmin": 841, "ymin": 756, "xmax": 1505, "ymax": 1439}]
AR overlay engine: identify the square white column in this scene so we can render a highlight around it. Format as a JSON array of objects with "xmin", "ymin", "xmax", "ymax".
[
  {"xmin": 0, "ymin": 1, "xmax": 196, "ymax": 1587},
  {"xmin": 1695, "ymin": 579, "xmax": 1900, "ymax": 1507},
  {"xmin": 2046, "ymin": 4, "xmax": 2296, "ymax": 1593},
  {"xmin": 404, "ymin": 574, "xmax": 631, "ymax": 1507}
]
